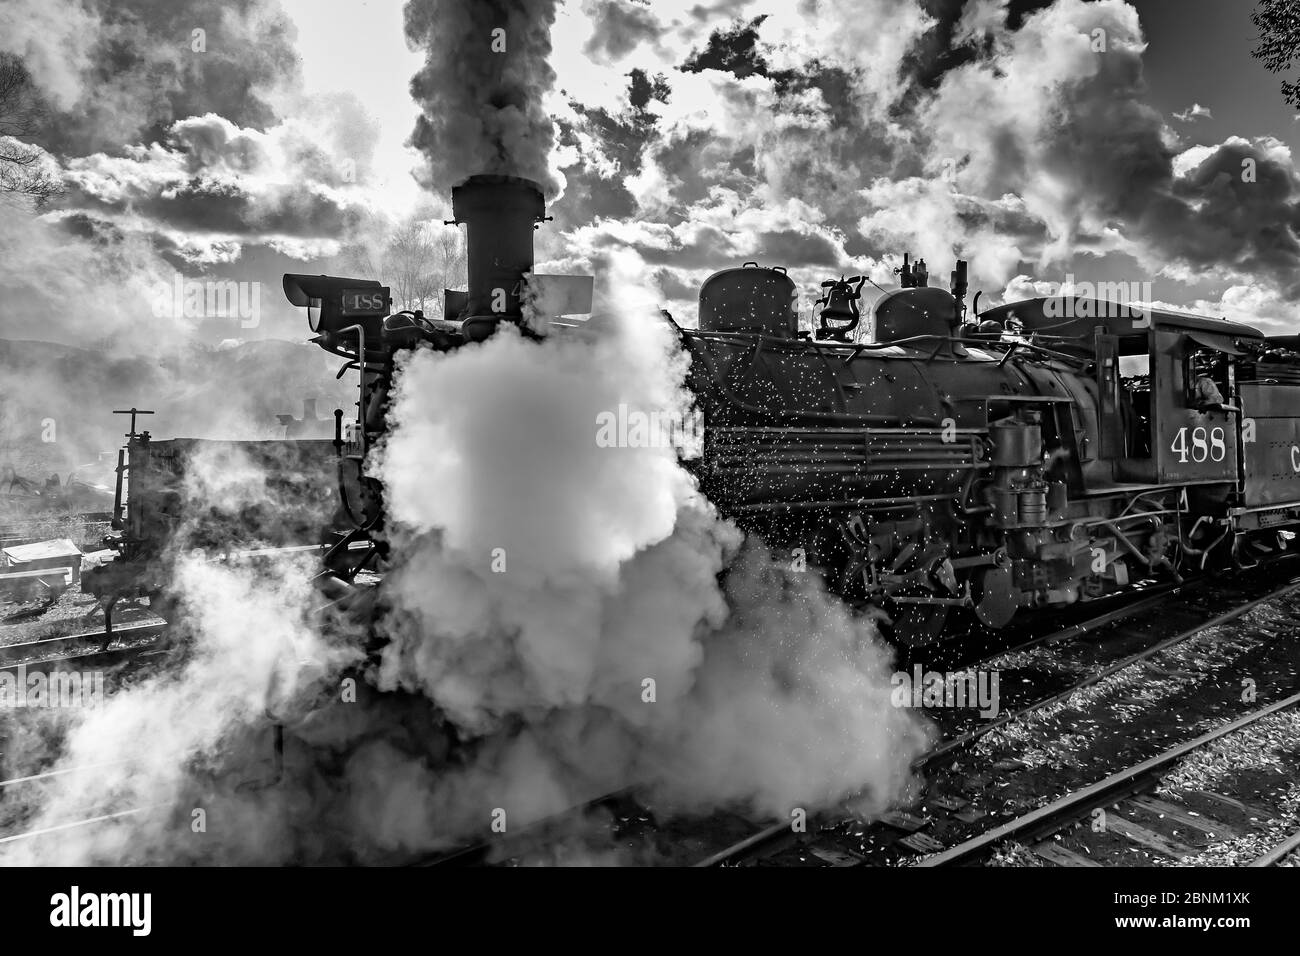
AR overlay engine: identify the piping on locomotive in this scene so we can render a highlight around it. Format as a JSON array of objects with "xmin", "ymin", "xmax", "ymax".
[{"xmin": 88, "ymin": 173, "xmax": 1300, "ymax": 646}]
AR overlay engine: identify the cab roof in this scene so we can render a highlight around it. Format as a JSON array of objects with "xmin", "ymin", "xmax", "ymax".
[{"xmin": 979, "ymin": 296, "xmax": 1264, "ymax": 341}]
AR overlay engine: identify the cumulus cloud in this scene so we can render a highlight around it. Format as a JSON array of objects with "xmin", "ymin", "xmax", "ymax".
[
  {"xmin": 4, "ymin": 0, "xmax": 300, "ymax": 157},
  {"xmin": 581, "ymin": 0, "xmax": 665, "ymax": 64},
  {"xmin": 1142, "ymin": 136, "xmax": 1300, "ymax": 297},
  {"xmin": 7, "ymin": 0, "xmax": 1300, "ymax": 347},
  {"xmin": 60, "ymin": 108, "xmax": 379, "ymax": 263},
  {"xmin": 1146, "ymin": 283, "xmax": 1300, "ymax": 337},
  {"xmin": 0, "ymin": 0, "xmax": 431, "ymax": 347},
  {"xmin": 541, "ymin": 0, "xmax": 1300, "ymax": 331},
  {"xmin": 1173, "ymin": 102, "xmax": 1213, "ymax": 123},
  {"xmin": 0, "ymin": 0, "xmax": 99, "ymax": 112},
  {"xmin": 895, "ymin": 1, "xmax": 1300, "ymax": 318}
]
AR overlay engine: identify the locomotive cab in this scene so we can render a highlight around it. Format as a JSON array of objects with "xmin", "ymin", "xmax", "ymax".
[
  {"xmin": 1150, "ymin": 321, "xmax": 1246, "ymax": 488},
  {"xmin": 979, "ymin": 296, "xmax": 1261, "ymax": 491},
  {"xmin": 1093, "ymin": 324, "xmax": 1155, "ymax": 481}
]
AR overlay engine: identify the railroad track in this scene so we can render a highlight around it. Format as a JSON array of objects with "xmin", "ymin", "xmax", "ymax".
[
  {"xmin": 3, "ymin": 561, "xmax": 1297, "ymax": 865},
  {"xmin": 918, "ymin": 689, "xmax": 1300, "ymax": 868},
  {"xmin": 0, "ymin": 621, "xmax": 169, "ymax": 674},
  {"xmin": 0, "ymin": 512, "xmax": 114, "ymax": 549},
  {"xmin": 430, "ymin": 590, "xmax": 1202, "ymax": 868},
  {"xmin": 925, "ymin": 570, "xmax": 1300, "ymax": 766},
  {"xmin": 405, "ymin": 561, "xmax": 1300, "ymax": 867},
  {"xmin": 692, "ymin": 563, "xmax": 1300, "ymax": 867},
  {"xmin": 1251, "ymin": 828, "xmax": 1300, "ymax": 867}
]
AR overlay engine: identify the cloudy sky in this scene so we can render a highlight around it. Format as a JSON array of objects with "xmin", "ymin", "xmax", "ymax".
[{"xmin": 2, "ymin": 0, "xmax": 1300, "ymax": 346}]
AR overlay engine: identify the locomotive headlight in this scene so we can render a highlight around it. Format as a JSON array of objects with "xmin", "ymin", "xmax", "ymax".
[
  {"xmin": 306, "ymin": 297, "xmax": 323, "ymax": 333},
  {"xmin": 283, "ymin": 273, "xmax": 389, "ymax": 336}
]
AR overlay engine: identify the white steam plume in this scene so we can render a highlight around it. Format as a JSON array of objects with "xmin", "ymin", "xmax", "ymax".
[
  {"xmin": 1, "ymin": 252, "xmax": 927, "ymax": 864},
  {"xmin": 372, "ymin": 248, "xmax": 929, "ymax": 830}
]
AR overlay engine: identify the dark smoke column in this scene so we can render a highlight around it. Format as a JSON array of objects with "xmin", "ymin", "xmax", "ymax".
[{"xmin": 405, "ymin": 0, "xmax": 561, "ymax": 197}]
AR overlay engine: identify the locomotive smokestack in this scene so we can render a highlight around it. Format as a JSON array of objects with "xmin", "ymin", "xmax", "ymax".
[{"xmin": 450, "ymin": 174, "xmax": 547, "ymax": 339}]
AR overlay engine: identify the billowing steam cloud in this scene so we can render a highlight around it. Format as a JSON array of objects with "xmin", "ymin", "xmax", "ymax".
[
  {"xmin": 0, "ymin": 254, "xmax": 925, "ymax": 864},
  {"xmin": 372, "ymin": 251, "xmax": 927, "ymax": 821},
  {"xmin": 0, "ymin": 440, "xmax": 357, "ymax": 865},
  {"xmin": 405, "ymin": 0, "xmax": 565, "ymax": 197}
]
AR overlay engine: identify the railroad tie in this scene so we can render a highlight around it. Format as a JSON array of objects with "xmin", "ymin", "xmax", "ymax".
[
  {"xmin": 1106, "ymin": 816, "xmax": 1197, "ymax": 859},
  {"xmin": 1191, "ymin": 790, "xmax": 1277, "ymax": 823},
  {"xmin": 1031, "ymin": 841, "xmax": 1102, "ymax": 867},
  {"xmin": 1124, "ymin": 795, "xmax": 1241, "ymax": 840}
]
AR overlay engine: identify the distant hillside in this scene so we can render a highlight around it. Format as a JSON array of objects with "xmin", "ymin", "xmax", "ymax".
[{"xmin": 0, "ymin": 338, "xmax": 356, "ymax": 482}]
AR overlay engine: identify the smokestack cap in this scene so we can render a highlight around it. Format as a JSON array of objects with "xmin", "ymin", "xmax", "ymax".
[{"xmin": 452, "ymin": 174, "xmax": 545, "ymax": 222}]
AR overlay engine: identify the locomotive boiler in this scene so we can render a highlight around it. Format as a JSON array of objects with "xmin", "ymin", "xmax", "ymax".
[{"xmin": 271, "ymin": 173, "xmax": 1300, "ymax": 646}]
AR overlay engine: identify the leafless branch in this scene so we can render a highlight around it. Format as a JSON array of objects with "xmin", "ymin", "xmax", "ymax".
[{"xmin": 0, "ymin": 54, "xmax": 64, "ymax": 206}]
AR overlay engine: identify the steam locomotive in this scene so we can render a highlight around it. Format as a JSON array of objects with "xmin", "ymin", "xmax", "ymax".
[
  {"xmin": 679, "ymin": 263, "xmax": 1300, "ymax": 642},
  {"xmin": 92, "ymin": 173, "xmax": 1300, "ymax": 646}
]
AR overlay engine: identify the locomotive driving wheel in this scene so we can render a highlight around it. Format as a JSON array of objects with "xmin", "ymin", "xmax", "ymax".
[{"xmin": 835, "ymin": 511, "xmax": 960, "ymax": 646}]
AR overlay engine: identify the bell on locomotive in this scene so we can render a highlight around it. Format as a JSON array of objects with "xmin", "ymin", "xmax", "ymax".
[{"xmin": 814, "ymin": 275, "xmax": 867, "ymax": 341}]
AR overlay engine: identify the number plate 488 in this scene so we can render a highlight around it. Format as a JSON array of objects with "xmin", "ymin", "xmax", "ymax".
[{"xmin": 1170, "ymin": 426, "xmax": 1226, "ymax": 464}]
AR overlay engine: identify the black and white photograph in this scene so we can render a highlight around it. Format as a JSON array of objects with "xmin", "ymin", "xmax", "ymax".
[{"xmin": 0, "ymin": 0, "xmax": 1298, "ymax": 931}]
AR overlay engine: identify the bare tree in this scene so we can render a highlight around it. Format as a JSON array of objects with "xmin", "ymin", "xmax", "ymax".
[
  {"xmin": 339, "ymin": 240, "xmax": 380, "ymax": 282},
  {"xmin": 337, "ymin": 220, "xmax": 466, "ymax": 317},
  {"xmin": 1252, "ymin": 0, "xmax": 1300, "ymax": 109},
  {"xmin": 435, "ymin": 226, "xmax": 467, "ymax": 299},
  {"xmin": 0, "ymin": 55, "xmax": 63, "ymax": 207},
  {"xmin": 384, "ymin": 220, "xmax": 439, "ymax": 313}
]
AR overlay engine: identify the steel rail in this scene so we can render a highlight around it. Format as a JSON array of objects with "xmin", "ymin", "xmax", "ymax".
[
  {"xmin": 1250, "ymin": 828, "xmax": 1300, "ymax": 867},
  {"xmin": 695, "ymin": 572, "xmax": 1300, "ymax": 866},
  {"xmin": 0, "ymin": 621, "xmax": 168, "ymax": 674},
  {"xmin": 919, "ymin": 689, "xmax": 1300, "ymax": 867}
]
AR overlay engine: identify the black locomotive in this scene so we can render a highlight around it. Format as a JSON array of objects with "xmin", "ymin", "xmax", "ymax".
[
  {"xmin": 91, "ymin": 173, "xmax": 1300, "ymax": 645},
  {"xmin": 680, "ymin": 262, "xmax": 1300, "ymax": 642}
]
